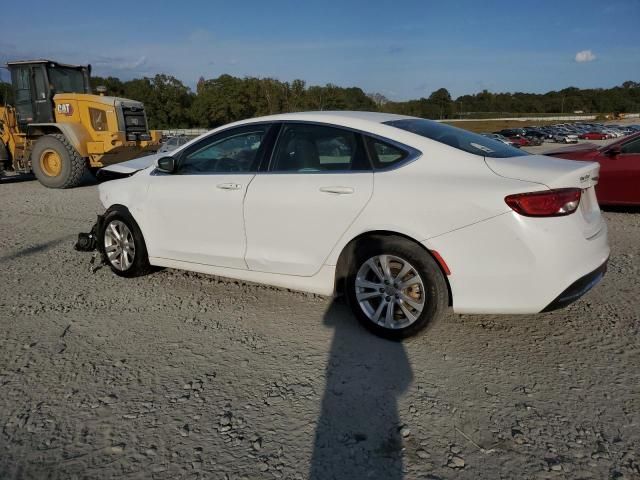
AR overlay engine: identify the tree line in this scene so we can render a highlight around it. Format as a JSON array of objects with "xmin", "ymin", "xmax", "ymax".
[{"xmin": 2, "ymin": 75, "xmax": 639, "ymax": 129}]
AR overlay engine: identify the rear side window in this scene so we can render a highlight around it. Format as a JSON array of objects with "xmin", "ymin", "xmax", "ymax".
[
  {"xmin": 621, "ymin": 137, "xmax": 640, "ymax": 154},
  {"xmin": 271, "ymin": 123, "xmax": 370, "ymax": 172},
  {"xmin": 385, "ymin": 118, "xmax": 527, "ymax": 158},
  {"xmin": 365, "ymin": 137, "xmax": 408, "ymax": 169}
]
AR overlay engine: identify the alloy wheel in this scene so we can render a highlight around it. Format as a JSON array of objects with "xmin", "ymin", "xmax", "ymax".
[
  {"xmin": 355, "ymin": 254, "xmax": 426, "ymax": 329},
  {"xmin": 104, "ymin": 220, "xmax": 136, "ymax": 271}
]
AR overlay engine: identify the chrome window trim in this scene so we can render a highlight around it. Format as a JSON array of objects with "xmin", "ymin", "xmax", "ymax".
[
  {"xmin": 150, "ymin": 119, "xmax": 423, "ymax": 177},
  {"xmin": 263, "ymin": 120, "xmax": 422, "ymax": 175},
  {"xmin": 172, "ymin": 123, "xmax": 274, "ymax": 176}
]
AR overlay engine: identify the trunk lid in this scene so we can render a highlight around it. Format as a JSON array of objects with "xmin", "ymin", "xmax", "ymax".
[
  {"xmin": 486, "ymin": 155, "xmax": 604, "ymax": 239},
  {"xmin": 485, "ymin": 154, "xmax": 600, "ymax": 189}
]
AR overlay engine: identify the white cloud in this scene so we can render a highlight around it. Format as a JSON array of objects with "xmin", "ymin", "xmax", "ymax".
[{"xmin": 575, "ymin": 50, "xmax": 596, "ymax": 63}]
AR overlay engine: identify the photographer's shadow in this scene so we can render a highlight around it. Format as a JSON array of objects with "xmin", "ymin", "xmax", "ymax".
[{"xmin": 310, "ymin": 300, "xmax": 413, "ymax": 480}]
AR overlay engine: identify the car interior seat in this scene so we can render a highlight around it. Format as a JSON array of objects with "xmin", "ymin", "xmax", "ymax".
[{"xmin": 281, "ymin": 135, "xmax": 321, "ymax": 171}]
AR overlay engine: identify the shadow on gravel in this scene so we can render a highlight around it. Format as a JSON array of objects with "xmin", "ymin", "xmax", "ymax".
[
  {"xmin": 0, "ymin": 237, "xmax": 69, "ymax": 261},
  {"xmin": 0, "ymin": 173, "xmax": 35, "ymax": 184},
  {"xmin": 0, "ymin": 171, "xmax": 97, "ymax": 188},
  {"xmin": 310, "ymin": 300, "xmax": 413, "ymax": 479}
]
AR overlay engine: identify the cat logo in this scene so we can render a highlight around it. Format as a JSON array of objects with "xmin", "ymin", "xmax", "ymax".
[{"xmin": 56, "ymin": 103, "xmax": 74, "ymax": 116}]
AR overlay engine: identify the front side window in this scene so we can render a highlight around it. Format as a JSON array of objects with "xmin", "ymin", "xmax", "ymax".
[
  {"xmin": 385, "ymin": 118, "xmax": 527, "ymax": 158},
  {"xmin": 178, "ymin": 125, "xmax": 269, "ymax": 174},
  {"xmin": 620, "ymin": 137, "xmax": 640, "ymax": 154},
  {"xmin": 48, "ymin": 67, "xmax": 86, "ymax": 94},
  {"xmin": 271, "ymin": 123, "xmax": 370, "ymax": 172},
  {"xmin": 12, "ymin": 67, "xmax": 31, "ymax": 103},
  {"xmin": 33, "ymin": 68, "xmax": 48, "ymax": 100}
]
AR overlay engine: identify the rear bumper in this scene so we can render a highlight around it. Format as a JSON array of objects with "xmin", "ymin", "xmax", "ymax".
[
  {"xmin": 541, "ymin": 259, "xmax": 607, "ymax": 312},
  {"xmin": 425, "ymin": 211, "xmax": 610, "ymax": 314}
]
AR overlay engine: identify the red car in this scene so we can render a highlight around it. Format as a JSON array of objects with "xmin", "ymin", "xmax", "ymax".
[
  {"xmin": 508, "ymin": 136, "xmax": 531, "ymax": 147},
  {"xmin": 579, "ymin": 132, "xmax": 608, "ymax": 140},
  {"xmin": 546, "ymin": 132, "xmax": 640, "ymax": 205}
]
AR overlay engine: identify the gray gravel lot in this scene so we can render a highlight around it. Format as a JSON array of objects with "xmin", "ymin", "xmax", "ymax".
[{"xmin": 0, "ymin": 168, "xmax": 639, "ymax": 479}]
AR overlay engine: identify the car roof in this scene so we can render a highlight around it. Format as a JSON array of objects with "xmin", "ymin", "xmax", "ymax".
[{"xmin": 236, "ymin": 110, "xmax": 415, "ymax": 127}]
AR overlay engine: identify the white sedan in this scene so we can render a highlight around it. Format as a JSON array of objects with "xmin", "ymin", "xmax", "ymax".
[{"xmin": 97, "ymin": 112, "xmax": 609, "ymax": 339}]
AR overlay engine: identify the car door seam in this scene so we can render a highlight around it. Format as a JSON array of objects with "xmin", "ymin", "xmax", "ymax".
[
  {"xmin": 315, "ymin": 172, "xmax": 375, "ymax": 275},
  {"xmin": 241, "ymin": 174, "xmax": 258, "ymax": 270}
]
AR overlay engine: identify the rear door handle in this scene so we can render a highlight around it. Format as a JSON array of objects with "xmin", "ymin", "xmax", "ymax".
[
  {"xmin": 217, "ymin": 183, "xmax": 242, "ymax": 190},
  {"xmin": 319, "ymin": 186, "xmax": 354, "ymax": 195}
]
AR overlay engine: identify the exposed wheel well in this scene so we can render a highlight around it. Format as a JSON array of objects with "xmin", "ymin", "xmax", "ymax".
[
  {"xmin": 334, "ymin": 230, "xmax": 452, "ymax": 306},
  {"xmin": 101, "ymin": 204, "xmax": 148, "ymax": 247},
  {"xmin": 28, "ymin": 125, "xmax": 63, "ymax": 138}
]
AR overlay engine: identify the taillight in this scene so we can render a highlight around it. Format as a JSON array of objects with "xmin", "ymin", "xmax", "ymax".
[{"xmin": 505, "ymin": 188, "xmax": 581, "ymax": 217}]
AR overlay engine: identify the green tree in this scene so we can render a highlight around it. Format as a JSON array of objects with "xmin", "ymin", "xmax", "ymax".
[
  {"xmin": 0, "ymin": 81, "xmax": 13, "ymax": 104},
  {"xmin": 428, "ymin": 88, "xmax": 453, "ymax": 119}
]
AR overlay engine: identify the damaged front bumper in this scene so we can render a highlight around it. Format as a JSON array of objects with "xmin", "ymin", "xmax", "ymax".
[{"xmin": 74, "ymin": 215, "xmax": 104, "ymax": 252}]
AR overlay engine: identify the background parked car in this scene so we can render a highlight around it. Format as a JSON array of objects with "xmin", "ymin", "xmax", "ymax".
[
  {"xmin": 545, "ymin": 132, "xmax": 640, "ymax": 205},
  {"xmin": 553, "ymin": 133, "xmax": 579, "ymax": 143},
  {"xmin": 508, "ymin": 136, "xmax": 532, "ymax": 147},
  {"xmin": 480, "ymin": 133, "xmax": 521, "ymax": 148},
  {"xmin": 524, "ymin": 135, "xmax": 543, "ymax": 146},
  {"xmin": 579, "ymin": 132, "xmax": 608, "ymax": 140},
  {"xmin": 158, "ymin": 135, "xmax": 191, "ymax": 153}
]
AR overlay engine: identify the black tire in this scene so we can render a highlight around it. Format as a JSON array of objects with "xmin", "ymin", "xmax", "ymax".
[
  {"xmin": 31, "ymin": 134, "xmax": 86, "ymax": 188},
  {"xmin": 0, "ymin": 141, "xmax": 9, "ymax": 169},
  {"xmin": 100, "ymin": 207, "xmax": 152, "ymax": 278},
  {"xmin": 345, "ymin": 236, "xmax": 449, "ymax": 340}
]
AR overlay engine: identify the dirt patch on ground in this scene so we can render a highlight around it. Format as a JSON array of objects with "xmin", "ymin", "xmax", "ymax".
[{"xmin": 1, "ymin": 180, "xmax": 638, "ymax": 479}]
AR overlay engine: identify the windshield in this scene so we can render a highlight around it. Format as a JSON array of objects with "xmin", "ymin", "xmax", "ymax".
[
  {"xmin": 384, "ymin": 118, "xmax": 528, "ymax": 158},
  {"xmin": 48, "ymin": 67, "xmax": 87, "ymax": 93}
]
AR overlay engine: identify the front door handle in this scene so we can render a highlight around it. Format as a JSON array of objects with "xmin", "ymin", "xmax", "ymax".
[
  {"xmin": 319, "ymin": 186, "xmax": 354, "ymax": 195},
  {"xmin": 217, "ymin": 183, "xmax": 242, "ymax": 190}
]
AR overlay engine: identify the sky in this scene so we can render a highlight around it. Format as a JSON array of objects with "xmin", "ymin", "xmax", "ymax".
[{"xmin": 1, "ymin": 0, "xmax": 639, "ymax": 100}]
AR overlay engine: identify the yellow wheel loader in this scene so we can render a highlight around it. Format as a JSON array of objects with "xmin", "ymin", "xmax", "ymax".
[{"xmin": 0, "ymin": 60, "xmax": 161, "ymax": 188}]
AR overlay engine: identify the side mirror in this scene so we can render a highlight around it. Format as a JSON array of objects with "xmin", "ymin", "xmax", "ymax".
[
  {"xmin": 606, "ymin": 146, "xmax": 621, "ymax": 156},
  {"xmin": 156, "ymin": 156, "xmax": 177, "ymax": 173}
]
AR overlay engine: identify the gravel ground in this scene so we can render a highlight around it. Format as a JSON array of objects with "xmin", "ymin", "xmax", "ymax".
[{"xmin": 1, "ymin": 173, "xmax": 639, "ymax": 479}]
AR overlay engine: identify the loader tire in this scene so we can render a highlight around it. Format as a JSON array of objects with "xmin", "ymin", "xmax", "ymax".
[
  {"xmin": 0, "ymin": 141, "xmax": 9, "ymax": 170},
  {"xmin": 31, "ymin": 134, "xmax": 87, "ymax": 188}
]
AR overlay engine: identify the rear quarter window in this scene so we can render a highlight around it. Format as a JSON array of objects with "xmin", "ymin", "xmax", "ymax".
[
  {"xmin": 365, "ymin": 137, "xmax": 408, "ymax": 169},
  {"xmin": 385, "ymin": 119, "xmax": 528, "ymax": 158}
]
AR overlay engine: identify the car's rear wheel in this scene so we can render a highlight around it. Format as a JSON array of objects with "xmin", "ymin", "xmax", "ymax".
[
  {"xmin": 346, "ymin": 237, "xmax": 449, "ymax": 340},
  {"xmin": 101, "ymin": 209, "xmax": 151, "ymax": 277}
]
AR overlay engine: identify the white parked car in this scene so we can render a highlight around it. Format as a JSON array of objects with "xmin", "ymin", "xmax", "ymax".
[
  {"xmin": 158, "ymin": 135, "xmax": 190, "ymax": 153},
  {"xmin": 554, "ymin": 133, "xmax": 579, "ymax": 144},
  {"xmin": 96, "ymin": 112, "xmax": 609, "ymax": 339}
]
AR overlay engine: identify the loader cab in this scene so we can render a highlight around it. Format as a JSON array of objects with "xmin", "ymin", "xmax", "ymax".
[{"xmin": 6, "ymin": 60, "xmax": 91, "ymax": 128}]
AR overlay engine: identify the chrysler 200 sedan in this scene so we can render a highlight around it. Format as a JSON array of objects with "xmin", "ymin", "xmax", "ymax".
[{"xmin": 96, "ymin": 112, "xmax": 609, "ymax": 339}]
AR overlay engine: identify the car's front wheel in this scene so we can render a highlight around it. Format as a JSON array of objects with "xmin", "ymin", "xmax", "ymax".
[
  {"xmin": 101, "ymin": 208, "xmax": 151, "ymax": 277},
  {"xmin": 346, "ymin": 237, "xmax": 449, "ymax": 340}
]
